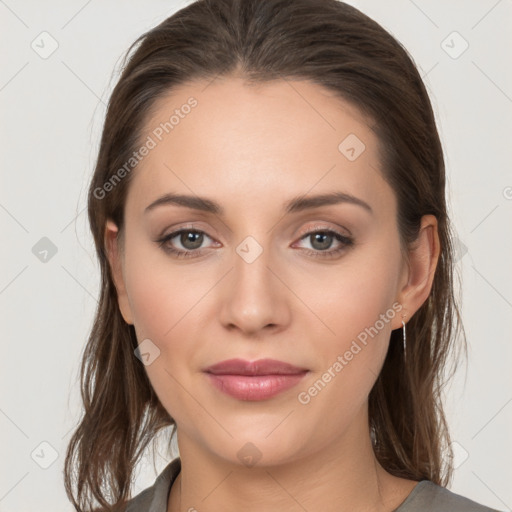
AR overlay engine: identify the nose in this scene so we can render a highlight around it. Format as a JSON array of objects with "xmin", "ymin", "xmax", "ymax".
[{"xmin": 218, "ymin": 240, "xmax": 291, "ymax": 336}]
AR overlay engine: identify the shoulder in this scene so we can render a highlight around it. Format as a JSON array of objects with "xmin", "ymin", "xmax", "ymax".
[
  {"xmin": 395, "ymin": 480, "xmax": 504, "ymax": 512},
  {"xmin": 123, "ymin": 457, "xmax": 182, "ymax": 512}
]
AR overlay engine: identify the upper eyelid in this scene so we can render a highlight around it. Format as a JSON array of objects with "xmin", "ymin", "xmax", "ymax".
[{"xmin": 296, "ymin": 223, "xmax": 351, "ymax": 238}]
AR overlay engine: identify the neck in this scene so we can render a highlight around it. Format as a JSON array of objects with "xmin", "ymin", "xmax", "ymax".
[{"xmin": 167, "ymin": 414, "xmax": 417, "ymax": 512}]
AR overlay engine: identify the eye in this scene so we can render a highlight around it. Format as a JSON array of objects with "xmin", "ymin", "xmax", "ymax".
[
  {"xmin": 156, "ymin": 228, "xmax": 216, "ymax": 259},
  {"xmin": 294, "ymin": 228, "xmax": 354, "ymax": 259}
]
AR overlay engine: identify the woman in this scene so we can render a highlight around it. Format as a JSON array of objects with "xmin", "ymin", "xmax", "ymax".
[{"xmin": 64, "ymin": 0, "xmax": 503, "ymax": 510}]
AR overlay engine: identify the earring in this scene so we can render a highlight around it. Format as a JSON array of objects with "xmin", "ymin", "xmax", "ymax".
[{"xmin": 401, "ymin": 315, "xmax": 407, "ymax": 362}]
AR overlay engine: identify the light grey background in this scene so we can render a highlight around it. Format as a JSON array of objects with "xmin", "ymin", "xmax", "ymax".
[{"xmin": 1, "ymin": 1, "xmax": 511, "ymax": 510}]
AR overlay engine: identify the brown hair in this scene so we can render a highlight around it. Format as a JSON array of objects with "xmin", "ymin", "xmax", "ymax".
[{"xmin": 64, "ymin": 0, "xmax": 465, "ymax": 509}]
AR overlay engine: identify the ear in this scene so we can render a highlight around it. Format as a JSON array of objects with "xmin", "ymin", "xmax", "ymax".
[
  {"xmin": 104, "ymin": 219, "xmax": 134, "ymax": 325},
  {"xmin": 393, "ymin": 214, "xmax": 440, "ymax": 329}
]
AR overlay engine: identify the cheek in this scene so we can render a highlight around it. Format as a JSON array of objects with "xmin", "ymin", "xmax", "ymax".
[
  {"xmin": 296, "ymin": 274, "xmax": 400, "ymax": 425},
  {"xmin": 298, "ymin": 238, "xmax": 402, "ymax": 349},
  {"xmin": 124, "ymin": 238, "xmax": 202, "ymax": 341},
  {"xmin": 297, "ymin": 236, "xmax": 402, "ymax": 409},
  {"xmin": 123, "ymin": 239, "xmax": 218, "ymax": 368},
  {"xmin": 123, "ymin": 246, "xmax": 206, "ymax": 419}
]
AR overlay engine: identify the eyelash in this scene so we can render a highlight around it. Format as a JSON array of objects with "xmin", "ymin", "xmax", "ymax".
[{"xmin": 156, "ymin": 226, "xmax": 354, "ymax": 260}]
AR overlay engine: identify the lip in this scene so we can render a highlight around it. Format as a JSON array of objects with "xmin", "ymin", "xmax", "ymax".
[
  {"xmin": 203, "ymin": 358, "xmax": 308, "ymax": 375},
  {"xmin": 203, "ymin": 358, "xmax": 309, "ymax": 401}
]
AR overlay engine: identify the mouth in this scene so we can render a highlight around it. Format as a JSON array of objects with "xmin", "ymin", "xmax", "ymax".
[
  {"xmin": 203, "ymin": 358, "xmax": 309, "ymax": 401},
  {"xmin": 203, "ymin": 358, "xmax": 309, "ymax": 376}
]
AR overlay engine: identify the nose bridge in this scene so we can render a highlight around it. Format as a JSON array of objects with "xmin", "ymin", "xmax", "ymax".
[
  {"xmin": 232, "ymin": 232, "xmax": 277, "ymax": 300},
  {"xmin": 219, "ymin": 230, "xmax": 288, "ymax": 333}
]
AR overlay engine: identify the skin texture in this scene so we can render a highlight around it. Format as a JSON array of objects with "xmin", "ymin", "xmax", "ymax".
[{"xmin": 105, "ymin": 77, "xmax": 440, "ymax": 512}]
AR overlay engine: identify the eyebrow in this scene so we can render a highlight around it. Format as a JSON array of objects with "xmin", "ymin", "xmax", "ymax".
[{"xmin": 144, "ymin": 191, "xmax": 373, "ymax": 215}]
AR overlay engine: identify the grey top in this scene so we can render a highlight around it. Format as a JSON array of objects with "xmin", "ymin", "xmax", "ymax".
[{"xmin": 125, "ymin": 457, "xmax": 503, "ymax": 512}]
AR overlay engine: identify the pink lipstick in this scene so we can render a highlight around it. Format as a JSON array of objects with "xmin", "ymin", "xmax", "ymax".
[{"xmin": 203, "ymin": 358, "xmax": 309, "ymax": 401}]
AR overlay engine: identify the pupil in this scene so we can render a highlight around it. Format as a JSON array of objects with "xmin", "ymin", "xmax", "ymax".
[
  {"xmin": 182, "ymin": 231, "xmax": 202, "ymax": 249},
  {"xmin": 312, "ymin": 232, "xmax": 331, "ymax": 250}
]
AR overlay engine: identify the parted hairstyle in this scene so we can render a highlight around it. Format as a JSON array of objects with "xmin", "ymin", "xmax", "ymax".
[{"xmin": 64, "ymin": 0, "xmax": 465, "ymax": 509}]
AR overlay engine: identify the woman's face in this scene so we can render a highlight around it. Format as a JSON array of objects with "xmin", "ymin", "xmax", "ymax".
[{"xmin": 106, "ymin": 77, "xmax": 431, "ymax": 466}]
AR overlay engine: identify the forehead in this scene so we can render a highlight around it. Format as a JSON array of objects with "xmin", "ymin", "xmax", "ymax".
[{"xmin": 125, "ymin": 76, "xmax": 393, "ymax": 218}]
